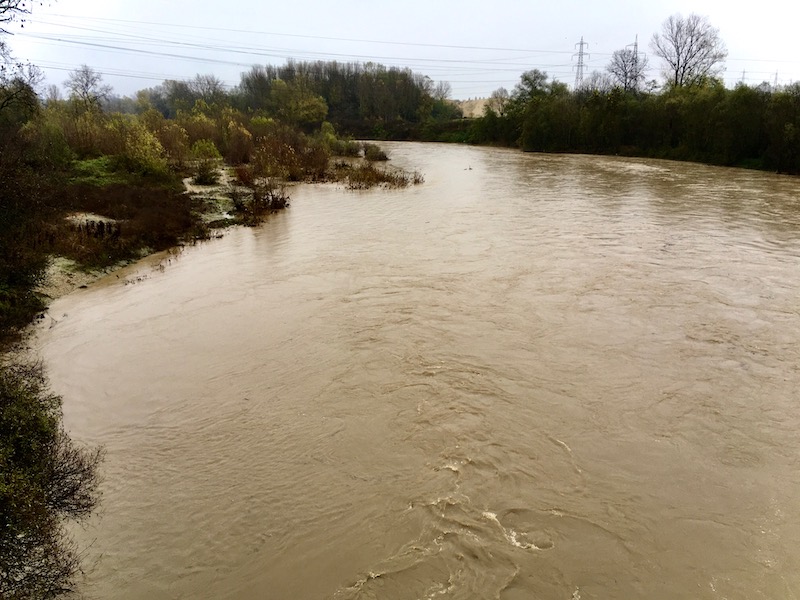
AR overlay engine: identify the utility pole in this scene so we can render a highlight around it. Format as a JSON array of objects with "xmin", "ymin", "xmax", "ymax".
[
  {"xmin": 741, "ymin": 70, "xmax": 746, "ymax": 84},
  {"xmin": 573, "ymin": 37, "xmax": 589, "ymax": 89}
]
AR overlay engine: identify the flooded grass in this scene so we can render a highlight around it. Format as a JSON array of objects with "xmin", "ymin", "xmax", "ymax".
[{"xmin": 329, "ymin": 160, "xmax": 424, "ymax": 190}]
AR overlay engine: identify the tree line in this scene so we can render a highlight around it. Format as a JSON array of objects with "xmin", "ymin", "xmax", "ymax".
[
  {"xmin": 432, "ymin": 14, "xmax": 800, "ymax": 175},
  {"xmin": 107, "ymin": 59, "xmax": 459, "ymax": 137},
  {"xmin": 458, "ymin": 74, "xmax": 800, "ymax": 174}
]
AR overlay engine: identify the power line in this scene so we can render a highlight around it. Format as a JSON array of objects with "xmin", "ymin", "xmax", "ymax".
[
  {"xmin": 17, "ymin": 31, "xmax": 585, "ymax": 87},
  {"xmin": 13, "ymin": 11, "xmax": 800, "ymax": 98},
  {"xmin": 43, "ymin": 13, "xmax": 577, "ymax": 56},
  {"xmin": 32, "ymin": 19, "xmax": 553, "ymax": 68},
  {"xmin": 36, "ymin": 13, "xmax": 800, "ymax": 67},
  {"xmin": 18, "ymin": 30, "xmax": 583, "ymax": 71}
]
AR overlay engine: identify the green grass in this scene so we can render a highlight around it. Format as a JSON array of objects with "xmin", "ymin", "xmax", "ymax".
[{"xmin": 69, "ymin": 157, "xmax": 133, "ymax": 186}]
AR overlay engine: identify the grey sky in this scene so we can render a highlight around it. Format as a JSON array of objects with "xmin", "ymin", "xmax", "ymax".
[{"xmin": 6, "ymin": 0, "xmax": 800, "ymax": 99}]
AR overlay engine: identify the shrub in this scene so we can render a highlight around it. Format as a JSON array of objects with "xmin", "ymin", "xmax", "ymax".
[
  {"xmin": 18, "ymin": 117, "xmax": 75, "ymax": 169},
  {"xmin": 251, "ymin": 135, "xmax": 298, "ymax": 180},
  {"xmin": 300, "ymin": 140, "xmax": 330, "ymax": 180},
  {"xmin": 0, "ymin": 362, "xmax": 103, "ymax": 599},
  {"xmin": 225, "ymin": 122, "xmax": 253, "ymax": 165},
  {"xmin": 137, "ymin": 107, "xmax": 166, "ymax": 133},
  {"xmin": 154, "ymin": 122, "xmax": 190, "ymax": 167},
  {"xmin": 234, "ymin": 164, "xmax": 255, "ymax": 187},
  {"xmin": 190, "ymin": 139, "xmax": 221, "ymax": 160},
  {"xmin": 362, "ymin": 142, "xmax": 389, "ymax": 161},
  {"xmin": 0, "ymin": 131, "xmax": 52, "ymax": 343},
  {"xmin": 248, "ymin": 116, "xmax": 275, "ymax": 139},
  {"xmin": 59, "ymin": 111, "xmax": 106, "ymax": 158},
  {"xmin": 193, "ymin": 161, "xmax": 219, "ymax": 185},
  {"xmin": 235, "ymin": 178, "xmax": 290, "ymax": 225},
  {"xmin": 329, "ymin": 138, "xmax": 362, "ymax": 157},
  {"xmin": 329, "ymin": 161, "xmax": 422, "ymax": 190},
  {"xmin": 178, "ymin": 112, "xmax": 217, "ymax": 146},
  {"xmin": 190, "ymin": 139, "xmax": 221, "ymax": 185},
  {"xmin": 106, "ymin": 118, "xmax": 169, "ymax": 177}
]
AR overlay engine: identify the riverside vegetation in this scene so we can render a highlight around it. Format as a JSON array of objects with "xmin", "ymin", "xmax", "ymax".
[
  {"xmin": 1, "ymin": 59, "xmax": 437, "ymax": 346},
  {"xmin": 2, "ymin": 6, "xmax": 800, "ymax": 598},
  {"xmin": 431, "ymin": 73, "xmax": 800, "ymax": 175},
  {"xmin": 1, "ymin": 51, "xmax": 431, "ymax": 600}
]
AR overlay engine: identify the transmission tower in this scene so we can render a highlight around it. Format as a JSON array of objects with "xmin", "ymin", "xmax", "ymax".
[
  {"xmin": 625, "ymin": 35, "xmax": 645, "ymax": 91},
  {"xmin": 573, "ymin": 37, "xmax": 589, "ymax": 89}
]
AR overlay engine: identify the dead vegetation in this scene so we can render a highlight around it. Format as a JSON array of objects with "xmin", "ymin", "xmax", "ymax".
[{"xmin": 328, "ymin": 160, "xmax": 424, "ymax": 190}]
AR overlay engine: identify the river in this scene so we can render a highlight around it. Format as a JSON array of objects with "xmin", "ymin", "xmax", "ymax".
[{"xmin": 35, "ymin": 143, "xmax": 800, "ymax": 599}]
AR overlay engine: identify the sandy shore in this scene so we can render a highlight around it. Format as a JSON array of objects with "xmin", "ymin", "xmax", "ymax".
[
  {"xmin": 36, "ymin": 256, "xmax": 131, "ymax": 301},
  {"xmin": 33, "ymin": 252, "xmax": 172, "ymax": 304}
]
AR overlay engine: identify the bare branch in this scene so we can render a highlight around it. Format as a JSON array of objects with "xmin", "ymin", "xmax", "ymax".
[
  {"xmin": 487, "ymin": 86, "xmax": 509, "ymax": 116},
  {"xmin": 606, "ymin": 48, "xmax": 648, "ymax": 92},
  {"xmin": 0, "ymin": 0, "xmax": 44, "ymax": 33},
  {"xmin": 1, "ymin": 39, "xmax": 42, "ymax": 116},
  {"xmin": 650, "ymin": 14, "xmax": 727, "ymax": 88},
  {"xmin": 64, "ymin": 64, "xmax": 113, "ymax": 111}
]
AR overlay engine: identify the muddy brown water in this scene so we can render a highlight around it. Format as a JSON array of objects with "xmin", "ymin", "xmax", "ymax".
[{"xmin": 35, "ymin": 143, "xmax": 800, "ymax": 599}]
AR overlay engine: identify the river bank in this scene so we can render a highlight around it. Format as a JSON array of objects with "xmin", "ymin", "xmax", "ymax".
[
  {"xmin": 21, "ymin": 148, "xmax": 419, "ymax": 335},
  {"xmin": 31, "ymin": 173, "xmax": 233, "ymax": 308}
]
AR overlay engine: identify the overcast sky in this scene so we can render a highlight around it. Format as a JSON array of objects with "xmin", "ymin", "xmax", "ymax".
[{"xmin": 5, "ymin": 0, "xmax": 800, "ymax": 99}]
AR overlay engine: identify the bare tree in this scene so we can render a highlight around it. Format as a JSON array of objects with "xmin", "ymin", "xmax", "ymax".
[
  {"xmin": 43, "ymin": 83, "xmax": 61, "ymax": 103},
  {"xmin": 1, "ymin": 39, "xmax": 42, "ymax": 116},
  {"xmin": 487, "ymin": 86, "xmax": 509, "ymax": 116},
  {"xmin": 606, "ymin": 48, "xmax": 648, "ymax": 92},
  {"xmin": 433, "ymin": 80, "xmax": 451, "ymax": 101},
  {"xmin": 190, "ymin": 73, "xmax": 226, "ymax": 105},
  {"xmin": 0, "ymin": 0, "xmax": 41, "ymax": 32},
  {"xmin": 581, "ymin": 71, "xmax": 614, "ymax": 93},
  {"xmin": 64, "ymin": 64, "xmax": 112, "ymax": 111},
  {"xmin": 650, "ymin": 14, "xmax": 727, "ymax": 88}
]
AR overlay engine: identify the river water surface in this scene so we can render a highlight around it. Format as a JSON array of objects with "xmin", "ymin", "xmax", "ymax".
[{"xmin": 36, "ymin": 143, "xmax": 800, "ymax": 599}]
